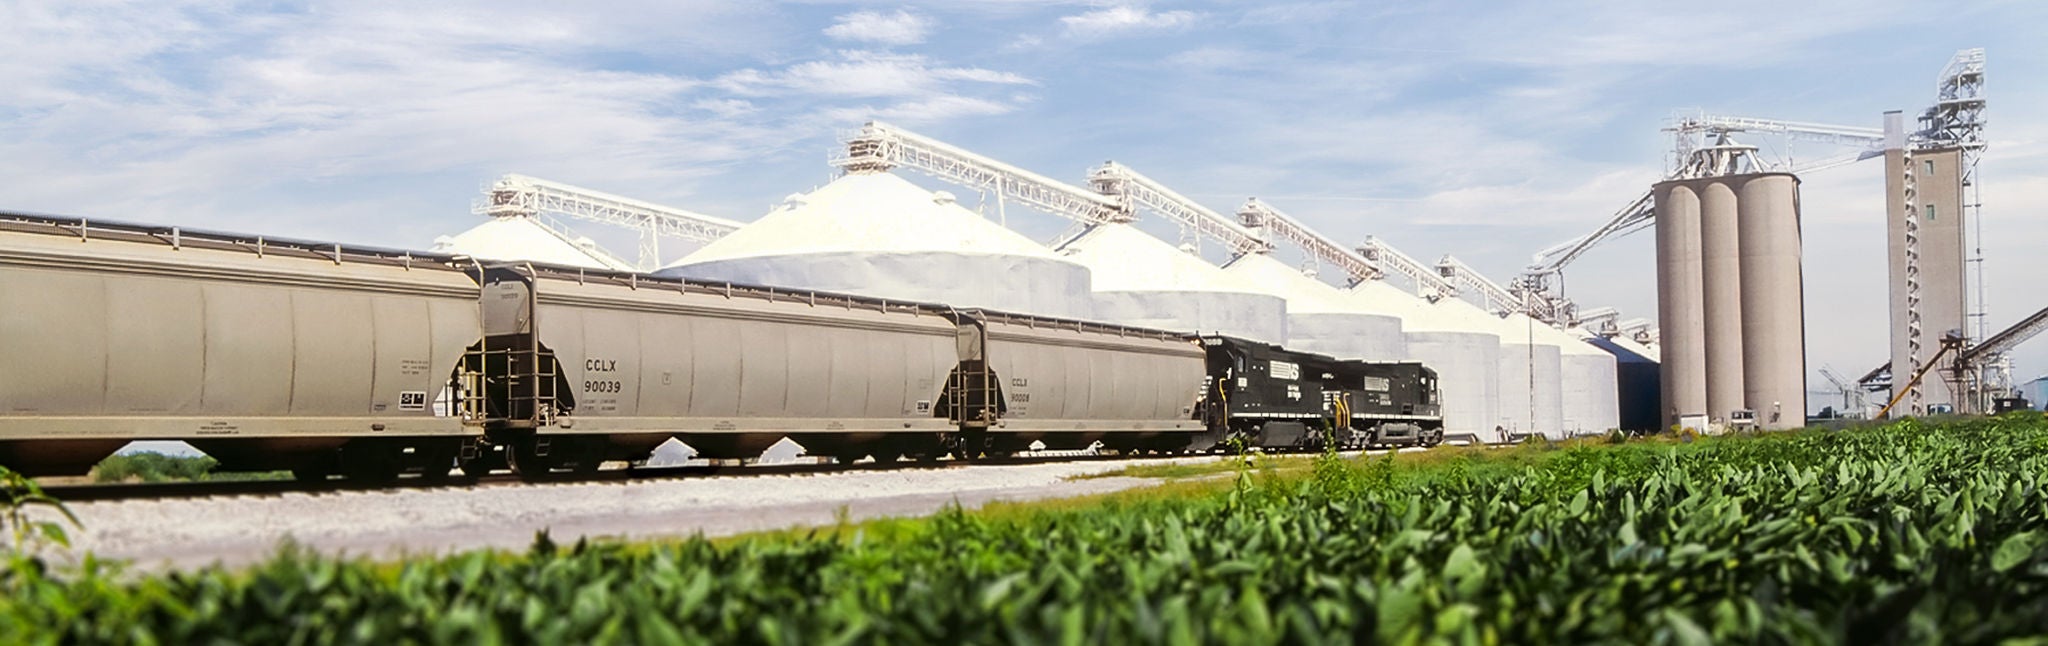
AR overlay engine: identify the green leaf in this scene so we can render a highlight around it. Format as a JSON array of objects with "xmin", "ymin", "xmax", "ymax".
[
  {"xmin": 1992, "ymin": 531, "xmax": 2045, "ymax": 573},
  {"xmin": 1443, "ymin": 544, "xmax": 1480, "ymax": 580},
  {"xmin": 979, "ymin": 572, "xmax": 1028, "ymax": 610},
  {"xmin": 36, "ymin": 521, "xmax": 69, "ymax": 548},
  {"xmin": 1661, "ymin": 609, "xmax": 1714, "ymax": 646}
]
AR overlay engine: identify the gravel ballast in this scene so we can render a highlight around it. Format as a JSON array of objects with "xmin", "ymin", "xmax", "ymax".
[{"xmin": 58, "ymin": 456, "xmax": 1233, "ymax": 570}]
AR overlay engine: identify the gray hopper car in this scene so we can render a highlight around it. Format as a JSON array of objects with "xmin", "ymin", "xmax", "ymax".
[{"xmin": 0, "ymin": 214, "xmax": 1209, "ymax": 480}]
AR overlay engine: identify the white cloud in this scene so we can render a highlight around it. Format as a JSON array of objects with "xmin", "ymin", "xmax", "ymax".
[
  {"xmin": 826, "ymin": 95, "xmax": 1019, "ymax": 124},
  {"xmin": 0, "ymin": 2, "xmax": 790, "ymax": 241},
  {"xmin": 1237, "ymin": 1, "xmax": 1351, "ymax": 26},
  {"xmin": 824, "ymin": 9, "xmax": 934, "ymax": 46},
  {"xmin": 716, "ymin": 51, "xmax": 1033, "ymax": 98},
  {"xmin": 1414, "ymin": 0, "xmax": 1913, "ymax": 69},
  {"xmin": 1060, "ymin": 4, "xmax": 1199, "ymax": 38}
]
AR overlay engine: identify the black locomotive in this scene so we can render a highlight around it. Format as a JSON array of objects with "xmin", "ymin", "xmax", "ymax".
[{"xmin": 1196, "ymin": 336, "xmax": 1444, "ymax": 451}]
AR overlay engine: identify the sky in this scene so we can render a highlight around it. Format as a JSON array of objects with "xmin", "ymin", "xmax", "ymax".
[{"xmin": 5, "ymin": 0, "xmax": 2045, "ymax": 411}]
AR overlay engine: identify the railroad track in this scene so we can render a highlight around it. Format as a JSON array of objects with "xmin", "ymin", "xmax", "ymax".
[
  {"xmin": 39, "ymin": 450, "xmax": 1190, "ymax": 503},
  {"xmin": 44, "ymin": 434, "xmax": 1498, "ymax": 504}
]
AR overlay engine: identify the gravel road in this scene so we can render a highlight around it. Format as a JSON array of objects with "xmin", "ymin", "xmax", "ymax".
[{"xmin": 55, "ymin": 456, "xmax": 1231, "ymax": 571}]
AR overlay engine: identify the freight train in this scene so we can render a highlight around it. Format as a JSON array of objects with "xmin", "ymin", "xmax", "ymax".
[{"xmin": 0, "ymin": 213, "xmax": 1442, "ymax": 481}]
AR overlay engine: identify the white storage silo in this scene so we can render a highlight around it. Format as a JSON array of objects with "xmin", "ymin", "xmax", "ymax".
[
  {"xmin": 1451, "ymin": 302, "xmax": 1565, "ymax": 440},
  {"xmin": 433, "ymin": 215, "xmax": 638, "ymax": 272},
  {"xmin": 1056, "ymin": 222, "xmax": 1288, "ymax": 342},
  {"xmin": 1346, "ymin": 280, "xmax": 1501, "ymax": 437},
  {"xmin": 1543, "ymin": 325, "xmax": 1621, "ymax": 436},
  {"xmin": 661, "ymin": 172, "xmax": 1097, "ymax": 319},
  {"xmin": 1572, "ymin": 327, "xmax": 1642, "ymax": 433},
  {"xmin": 1220, "ymin": 253, "xmax": 1404, "ymax": 360}
]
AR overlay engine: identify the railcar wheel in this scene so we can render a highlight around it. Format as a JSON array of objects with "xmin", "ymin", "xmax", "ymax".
[
  {"xmin": 506, "ymin": 437, "xmax": 550, "ymax": 480},
  {"xmin": 830, "ymin": 452, "xmax": 868, "ymax": 465}
]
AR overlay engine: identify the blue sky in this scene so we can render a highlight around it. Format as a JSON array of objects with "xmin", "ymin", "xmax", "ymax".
[{"xmin": 6, "ymin": 0, "xmax": 2046, "ymax": 406}]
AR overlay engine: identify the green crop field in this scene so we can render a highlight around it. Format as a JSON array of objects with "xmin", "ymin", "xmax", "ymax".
[{"xmin": 4, "ymin": 416, "xmax": 2046, "ymax": 644}]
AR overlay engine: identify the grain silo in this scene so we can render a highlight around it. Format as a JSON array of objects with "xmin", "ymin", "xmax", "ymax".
[
  {"xmin": 1654, "ymin": 172, "xmax": 1806, "ymax": 430},
  {"xmin": 433, "ymin": 215, "xmax": 638, "ymax": 272},
  {"xmin": 1346, "ymin": 280, "xmax": 1502, "ymax": 438},
  {"xmin": 661, "ymin": 171, "xmax": 1097, "ymax": 319},
  {"xmin": 1453, "ymin": 302, "xmax": 1565, "ymax": 439},
  {"xmin": 1579, "ymin": 330, "xmax": 1661, "ymax": 432},
  {"xmin": 1220, "ymin": 253, "xmax": 1405, "ymax": 360},
  {"xmin": 1056, "ymin": 222, "xmax": 1288, "ymax": 342},
  {"xmin": 1546, "ymin": 325, "xmax": 1621, "ymax": 436},
  {"xmin": 1655, "ymin": 180, "xmax": 1709, "ymax": 429},
  {"xmin": 1735, "ymin": 174, "xmax": 1807, "ymax": 428}
]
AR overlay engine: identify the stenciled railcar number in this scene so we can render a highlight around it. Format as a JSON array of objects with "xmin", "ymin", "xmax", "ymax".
[{"xmin": 583, "ymin": 357, "xmax": 623, "ymax": 395}]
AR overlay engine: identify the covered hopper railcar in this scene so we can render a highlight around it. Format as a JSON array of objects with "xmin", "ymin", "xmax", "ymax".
[
  {"xmin": 465, "ymin": 264, "xmax": 1208, "ymax": 473},
  {"xmin": 0, "ymin": 215, "xmax": 481, "ymax": 479},
  {"xmin": 0, "ymin": 214, "xmax": 1215, "ymax": 480}
]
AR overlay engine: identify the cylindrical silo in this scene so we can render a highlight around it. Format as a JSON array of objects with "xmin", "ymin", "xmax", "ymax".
[
  {"xmin": 1736, "ymin": 173, "xmax": 1807, "ymax": 429},
  {"xmin": 1583, "ymin": 331, "xmax": 1661, "ymax": 432},
  {"xmin": 1535, "ymin": 324, "xmax": 1619, "ymax": 436},
  {"xmin": 1459, "ymin": 303, "xmax": 1563, "ymax": 439},
  {"xmin": 1567, "ymin": 327, "xmax": 1631, "ymax": 433},
  {"xmin": 1056, "ymin": 223, "xmax": 1288, "ymax": 343},
  {"xmin": 663, "ymin": 172, "xmax": 1098, "ymax": 319},
  {"xmin": 1698, "ymin": 181, "xmax": 1745, "ymax": 425},
  {"xmin": 1222, "ymin": 253, "xmax": 1404, "ymax": 360},
  {"xmin": 1350, "ymin": 281, "xmax": 1502, "ymax": 439},
  {"xmin": 1654, "ymin": 182, "xmax": 1707, "ymax": 429}
]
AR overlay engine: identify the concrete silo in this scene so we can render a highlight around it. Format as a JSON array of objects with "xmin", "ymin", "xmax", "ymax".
[
  {"xmin": 1699, "ymin": 182, "xmax": 1747, "ymax": 427},
  {"xmin": 1221, "ymin": 253, "xmax": 1405, "ymax": 360},
  {"xmin": 1654, "ymin": 172, "xmax": 1807, "ymax": 430},
  {"xmin": 1655, "ymin": 182, "xmax": 1709, "ymax": 429},
  {"xmin": 1056, "ymin": 222, "xmax": 1288, "ymax": 343},
  {"xmin": 1347, "ymin": 281, "xmax": 1502, "ymax": 438},
  {"xmin": 661, "ymin": 172, "xmax": 1097, "ymax": 319},
  {"xmin": 1736, "ymin": 174, "xmax": 1807, "ymax": 428}
]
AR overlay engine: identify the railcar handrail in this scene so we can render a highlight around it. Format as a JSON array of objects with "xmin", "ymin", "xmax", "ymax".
[
  {"xmin": 3, "ymin": 209, "xmax": 1202, "ymax": 346},
  {"xmin": 0, "ymin": 210, "xmax": 467, "ymax": 270}
]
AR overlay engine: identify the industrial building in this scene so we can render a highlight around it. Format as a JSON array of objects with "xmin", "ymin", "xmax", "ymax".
[{"xmin": 1884, "ymin": 117, "xmax": 1972, "ymax": 415}]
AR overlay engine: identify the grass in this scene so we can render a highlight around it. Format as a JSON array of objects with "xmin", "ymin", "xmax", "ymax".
[
  {"xmin": 729, "ymin": 436, "xmax": 1650, "ymax": 549},
  {"xmin": 8, "ymin": 418, "xmax": 2044, "ymax": 643},
  {"xmin": 88, "ymin": 452, "xmax": 288, "ymax": 484}
]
